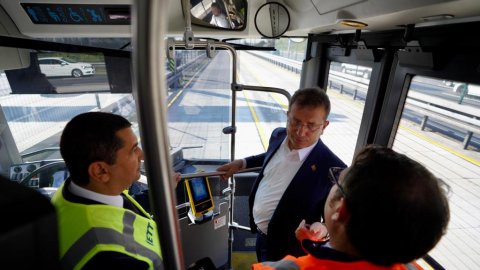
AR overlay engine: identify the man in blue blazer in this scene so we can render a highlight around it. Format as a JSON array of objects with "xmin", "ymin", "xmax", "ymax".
[{"xmin": 217, "ymin": 87, "xmax": 346, "ymax": 262}]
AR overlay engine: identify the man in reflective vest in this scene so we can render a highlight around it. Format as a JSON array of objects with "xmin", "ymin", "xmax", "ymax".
[
  {"xmin": 52, "ymin": 112, "xmax": 163, "ymax": 270},
  {"xmin": 253, "ymin": 145, "xmax": 450, "ymax": 270}
]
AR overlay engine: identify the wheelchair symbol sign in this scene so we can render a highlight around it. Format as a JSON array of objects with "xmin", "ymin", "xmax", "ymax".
[{"xmin": 68, "ymin": 7, "xmax": 83, "ymax": 23}]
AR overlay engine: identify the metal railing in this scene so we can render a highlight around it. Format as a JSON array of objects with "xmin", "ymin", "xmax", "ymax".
[
  {"xmin": 165, "ymin": 54, "xmax": 208, "ymax": 89},
  {"xmin": 247, "ymin": 51, "xmax": 302, "ymax": 74},
  {"xmin": 248, "ymin": 52, "xmax": 480, "ymax": 150},
  {"xmin": 328, "ymin": 74, "xmax": 479, "ymax": 149}
]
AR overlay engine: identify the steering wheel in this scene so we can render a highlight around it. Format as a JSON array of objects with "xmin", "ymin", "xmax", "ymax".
[{"xmin": 20, "ymin": 161, "xmax": 69, "ymax": 189}]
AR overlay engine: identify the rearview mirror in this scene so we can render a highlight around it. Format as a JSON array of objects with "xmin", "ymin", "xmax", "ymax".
[
  {"xmin": 189, "ymin": 0, "xmax": 247, "ymax": 30},
  {"xmin": 254, "ymin": 2, "xmax": 290, "ymax": 38}
]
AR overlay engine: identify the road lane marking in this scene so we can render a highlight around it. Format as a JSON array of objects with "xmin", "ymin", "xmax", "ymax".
[
  {"xmin": 240, "ymin": 52, "xmax": 293, "ymax": 110},
  {"xmin": 244, "ymin": 91, "xmax": 268, "ymax": 151},
  {"xmin": 400, "ymin": 125, "xmax": 480, "ymax": 166},
  {"xmin": 238, "ymin": 73, "xmax": 268, "ymax": 151},
  {"xmin": 329, "ymin": 85, "xmax": 479, "ymax": 166},
  {"xmin": 167, "ymin": 67, "xmax": 204, "ymax": 108},
  {"xmin": 241, "ymin": 61, "xmax": 289, "ymax": 110}
]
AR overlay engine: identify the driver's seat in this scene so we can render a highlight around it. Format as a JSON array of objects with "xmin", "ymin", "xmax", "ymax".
[{"xmin": 0, "ymin": 174, "xmax": 60, "ymax": 269}]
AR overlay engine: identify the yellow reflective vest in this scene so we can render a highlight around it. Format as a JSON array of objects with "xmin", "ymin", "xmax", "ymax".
[{"xmin": 52, "ymin": 181, "xmax": 163, "ymax": 270}]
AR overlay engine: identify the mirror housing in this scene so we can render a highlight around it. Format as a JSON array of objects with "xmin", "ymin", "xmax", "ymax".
[
  {"xmin": 188, "ymin": 0, "xmax": 247, "ymax": 31},
  {"xmin": 254, "ymin": 2, "xmax": 290, "ymax": 38}
]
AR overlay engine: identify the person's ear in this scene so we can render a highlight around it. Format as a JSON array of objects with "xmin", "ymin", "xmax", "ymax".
[
  {"xmin": 336, "ymin": 197, "xmax": 349, "ymax": 221},
  {"xmin": 320, "ymin": 120, "xmax": 330, "ymax": 135},
  {"xmin": 331, "ymin": 197, "xmax": 349, "ymax": 222},
  {"xmin": 88, "ymin": 161, "xmax": 111, "ymax": 183}
]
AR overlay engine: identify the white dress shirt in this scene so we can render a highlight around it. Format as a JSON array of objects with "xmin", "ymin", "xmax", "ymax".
[
  {"xmin": 210, "ymin": 13, "xmax": 230, "ymax": 28},
  {"xmin": 69, "ymin": 180, "xmax": 123, "ymax": 208},
  {"xmin": 252, "ymin": 138, "xmax": 316, "ymax": 234}
]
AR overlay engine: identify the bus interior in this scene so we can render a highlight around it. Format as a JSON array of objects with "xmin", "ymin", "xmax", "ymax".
[{"xmin": 1, "ymin": 0, "xmax": 480, "ymax": 269}]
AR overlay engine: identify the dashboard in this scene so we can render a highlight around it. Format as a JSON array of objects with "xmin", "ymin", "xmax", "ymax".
[
  {"xmin": 9, "ymin": 160, "xmax": 68, "ymax": 189},
  {"xmin": 10, "ymin": 162, "xmax": 41, "ymax": 182}
]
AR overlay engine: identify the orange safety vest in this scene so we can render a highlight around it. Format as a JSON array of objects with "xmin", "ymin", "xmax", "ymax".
[{"xmin": 252, "ymin": 254, "xmax": 422, "ymax": 270}]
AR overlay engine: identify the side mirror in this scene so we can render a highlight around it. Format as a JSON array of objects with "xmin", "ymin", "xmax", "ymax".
[
  {"xmin": 188, "ymin": 0, "xmax": 247, "ymax": 30},
  {"xmin": 254, "ymin": 2, "xmax": 290, "ymax": 38}
]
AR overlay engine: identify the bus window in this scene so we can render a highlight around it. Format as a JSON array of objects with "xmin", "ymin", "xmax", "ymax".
[
  {"xmin": 325, "ymin": 61, "xmax": 372, "ymax": 164},
  {"xmin": 392, "ymin": 75, "xmax": 480, "ymax": 269},
  {"xmin": 234, "ymin": 90, "xmax": 289, "ymax": 158},
  {"xmin": 0, "ymin": 83, "xmax": 135, "ymax": 159},
  {"xmin": 236, "ymin": 38, "xmax": 305, "ymax": 89},
  {"xmin": 0, "ymin": 42, "xmax": 139, "ymax": 198},
  {"xmin": 234, "ymin": 38, "xmax": 305, "ymax": 159},
  {"xmin": 167, "ymin": 49, "xmax": 232, "ymax": 161},
  {"xmin": 272, "ymin": 38, "xmax": 307, "ymax": 62}
]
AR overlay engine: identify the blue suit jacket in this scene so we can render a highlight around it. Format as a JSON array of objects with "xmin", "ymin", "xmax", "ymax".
[{"xmin": 246, "ymin": 127, "xmax": 346, "ymax": 261}]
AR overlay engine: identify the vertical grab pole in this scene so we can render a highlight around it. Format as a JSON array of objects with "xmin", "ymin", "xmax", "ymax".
[
  {"xmin": 171, "ymin": 41, "xmax": 238, "ymax": 269},
  {"xmin": 132, "ymin": 1, "xmax": 185, "ymax": 270},
  {"xmin": 228, "ymin": 44, "xmax": 238, "ymax": 270}
]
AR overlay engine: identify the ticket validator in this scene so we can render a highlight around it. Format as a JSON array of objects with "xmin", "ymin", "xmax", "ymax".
[{"xmin": 183, "ymin": 173, "xmax": 215, "ymax": 222}]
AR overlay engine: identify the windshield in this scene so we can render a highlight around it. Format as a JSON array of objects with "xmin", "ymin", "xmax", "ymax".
[{"xmin": 0, "ymin": 37, "xmax": 303, "ymax": 192}]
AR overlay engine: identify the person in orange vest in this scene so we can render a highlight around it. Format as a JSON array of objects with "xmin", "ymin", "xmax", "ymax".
[{"xmin": 253, "ymin": 145, "xmax": 450, "ymax": 270}]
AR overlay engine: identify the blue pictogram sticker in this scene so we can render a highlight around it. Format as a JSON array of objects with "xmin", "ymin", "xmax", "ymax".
[
  {"xmin": 68, "ymin": 7, "xmax": 83, "ymax": 22},
  {"xmin": 86, "ymin": 8, "xmax": 103, "ymax": 22},
  {"xmin": 46, "ymin": 8, "xmax": 61, "ymax": 22}
]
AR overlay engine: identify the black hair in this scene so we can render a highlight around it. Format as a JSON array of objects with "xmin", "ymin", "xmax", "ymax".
[
  {"xmin": 288, "ymin": 87, "xmax": 331, "ymax": 116},
  {"xmin": 342, "ymin": 145, "xmax": 450, "ymax": 265},
  {"xmin": 60, "ymin": 112, "xmax": 132, "ymax": 186}
]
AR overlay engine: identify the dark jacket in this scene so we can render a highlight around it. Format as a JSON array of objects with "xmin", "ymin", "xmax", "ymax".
[{"xmin": 246, "ymin": 127, "xmax": 346, "ymax": 261}]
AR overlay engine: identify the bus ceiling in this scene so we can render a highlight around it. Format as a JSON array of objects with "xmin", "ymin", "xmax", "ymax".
[{"xmin": 0, "ymin": 0, "xmax": 479, "ymax": 38}]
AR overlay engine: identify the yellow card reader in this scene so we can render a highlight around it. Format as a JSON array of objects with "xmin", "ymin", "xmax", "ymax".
[{"xmin": 183, "ymin": 172, "xmax": 215, "ymax": 220}]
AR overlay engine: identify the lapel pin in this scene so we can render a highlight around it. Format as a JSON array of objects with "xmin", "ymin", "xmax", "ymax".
[{"xmin": 311, "ymin": 164, "xmax": 317, "ymax": 172}]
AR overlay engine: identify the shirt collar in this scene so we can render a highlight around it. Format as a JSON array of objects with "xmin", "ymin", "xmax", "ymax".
[
  {"xmin": 284, "ymin": 138, "xmax": 317, "ymax": 162},
  {"xmin": 69, "ymin": 180, "xmax": 124, "ymax": 208}
]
